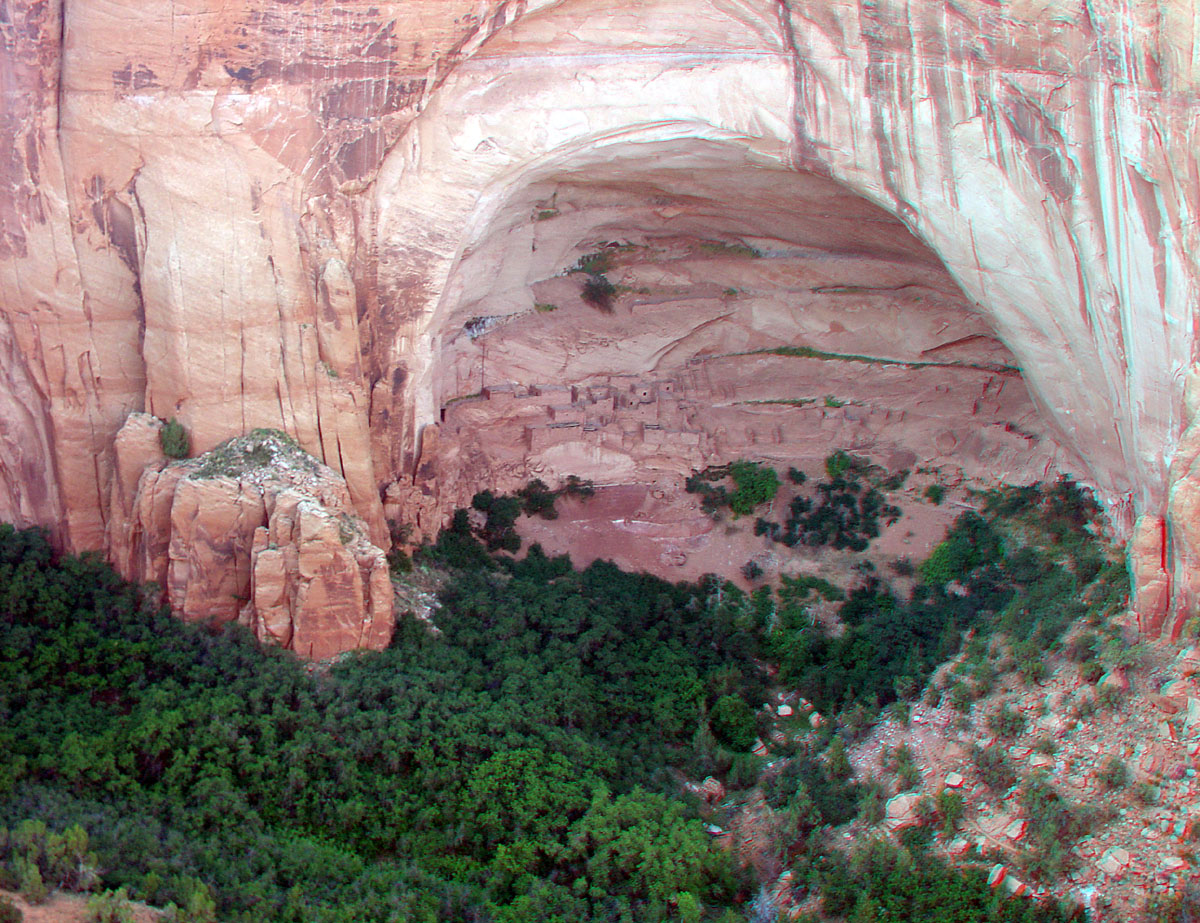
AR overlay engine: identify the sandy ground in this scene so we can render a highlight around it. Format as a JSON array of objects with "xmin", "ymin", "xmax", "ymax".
[
  {"xmin": 0, "ymin": 889, "xmax": 160, "ymax": 923},
  {"xmin": 517, "ymin": 467, "xmax": 968, "ymax": 590}
]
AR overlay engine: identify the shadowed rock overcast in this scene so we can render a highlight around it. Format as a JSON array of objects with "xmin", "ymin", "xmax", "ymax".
[{"xmin": 1, "ymin": 0, "xmax": 1197, "ymax": 655}]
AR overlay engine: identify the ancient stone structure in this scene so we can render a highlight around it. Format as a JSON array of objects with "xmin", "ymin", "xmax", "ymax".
[{"xmin": 1, "ymin": 0, "xmax": 1197, "ymax": 651}]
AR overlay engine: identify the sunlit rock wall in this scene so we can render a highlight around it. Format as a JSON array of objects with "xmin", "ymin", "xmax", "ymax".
[{"xmin": 1, "ymin": 0, "xmax": 1197, "ymax": 642}]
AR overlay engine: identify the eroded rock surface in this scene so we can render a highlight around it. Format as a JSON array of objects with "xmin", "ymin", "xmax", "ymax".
[
  {"xmin": 0, "ymin": 0, "xmax": 1198, "ymax": 632},
  {"xmin": 110, "ymin": 418, "xmax": 393, "ymax": 659}
]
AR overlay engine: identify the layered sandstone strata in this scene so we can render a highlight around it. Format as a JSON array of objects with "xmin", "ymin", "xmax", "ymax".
[
  {"xmin": 0, "ymin": 0, "xmax": 1198, "ymax": 639},
  {"xmin": 108, "ymin": 416, "xmax": 393, "ymax": 659}
]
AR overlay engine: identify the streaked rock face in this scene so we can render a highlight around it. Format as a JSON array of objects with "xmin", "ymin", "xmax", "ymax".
[
  {"xmin": 107, "ymin": 418, "xmax": 393, "ymax": 658},
  {"xmin": 0, "ymin": 0, "xmax": 1196, "ymax": 645}
]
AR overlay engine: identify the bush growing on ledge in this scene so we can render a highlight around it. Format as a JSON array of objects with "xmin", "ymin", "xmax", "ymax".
[
  {"xmin": 517, "ymin": 479, "xmax": 559, "ymax": 519},
  {"xmin": 762, "ymin": 455, "xmax": 901, "ymax": 552},
  {"xmin": 686, "ymin": 461, "xmax": 779, "ymax": 518},
  {"xmin": 728, "ymin": 461, "xmax": 780, "ymax": 517},
  {"xmin": 563, "ymin": 474, "xmax": 595, "ymax": 499},
  {"xmin": 471, "ymin": 490, "xmax": 523, "ymax": 552},
  {"xmin": 580, "ymin": 273, "xmax": 616, "ymax": 312},
  {"xmin": 159, "ymin": 417, "xmax": 189, "ymax": 459}
]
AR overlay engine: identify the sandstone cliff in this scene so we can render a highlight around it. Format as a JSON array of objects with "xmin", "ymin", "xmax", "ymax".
[
  {"xmin": 1, "ymin": 0, "xmax": 1197, "ymax": 645},
  {"xmin": 108, "ymin": 417, "xmax": 393, "ymax": 659}
]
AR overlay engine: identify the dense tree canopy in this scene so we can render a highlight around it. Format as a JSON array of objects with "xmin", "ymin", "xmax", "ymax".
[{"xmin": 0, "ymin": 477, "xmax": 1114, "ymax": 922}]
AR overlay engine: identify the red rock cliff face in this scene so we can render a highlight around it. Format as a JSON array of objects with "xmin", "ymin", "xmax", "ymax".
[{"xmin": 0, "ymin": 0, "xmax": 1197, "ymax": 648}]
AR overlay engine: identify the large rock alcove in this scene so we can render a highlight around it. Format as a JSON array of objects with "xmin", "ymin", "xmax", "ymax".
[
  {"xmin": 384, "ymin": 136, "xmax": 1077, "ymax": 580},
  {"xmin": 0, "ymin": 0, "xmax": 1197, "ymax": 651}
]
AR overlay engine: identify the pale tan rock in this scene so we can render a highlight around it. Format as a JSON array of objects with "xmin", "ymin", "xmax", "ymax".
[
  {"xmin": 1151, "ymin": 694, "xmax": 1184, "ymax": 716},
  {"xmin": 113, "ymin": 427, "xmax": 393, "ymax": 659},
  {"xmin": 699, "ymin": 776, "xmax": 725, "ymax": 804},
  {"xmin": 1175, "ymin": 647, "xmax": 1200, "ymax": 678},
  {"xmin": 1004, "ymin": 818, "xmax": 1028, "ymax": 842},
  {"xmin": 883, "ymin": 793, "xmax": 924, "ymax": 831},
  {"xmin": 1002, "ymin": 875, "xmax": 1028, "ymax": 897},
  {"xmin": 1130, "ymin": 515, "xmax": 1171, "ymax": 636},
  {"xmin": 1097, "ymin": 846, "xmax": 1131, "ymax": 878},
  {"xmin": 106, "ymin": 414, "xmax": 167, "ymax": 580}
]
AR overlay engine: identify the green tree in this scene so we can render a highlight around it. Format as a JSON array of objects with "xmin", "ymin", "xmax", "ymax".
[
  {"xmin": 709, "ymin": 695, "xmax": 757, "ymax": 752},
  {"xmin": 566, "ymin": 788, "xmax": 730, "ymax": 917},
  {"xmin": 86, "ymin": 888, "xmax": 135, "ymax": 923},
  {"xmin": 159, "ymin": 418, "xmax": 190, "ymax": 459},
  {"xmin": 728, "ymin": 461, "xmax": 780, "ymax": 517}
]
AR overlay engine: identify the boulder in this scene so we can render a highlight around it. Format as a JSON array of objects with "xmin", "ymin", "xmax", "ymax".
[
  {"xmin": 111, "ymin": 422, "xmax": 394, "ymax": 659},
  {"xmin": 883, "ymin": 793, "xmax": 924, "ymax": 832},
  {"xmin": 1097, "ymin": 846, "xmax": 1131, "ymax": 878},
  {"xmin": 699, "ymin": 776, "xmax": 725, "ymax": 804}
]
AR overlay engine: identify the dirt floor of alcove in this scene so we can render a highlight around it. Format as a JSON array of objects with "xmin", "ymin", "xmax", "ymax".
[{"xmin": 515, "ymin": 465, "xmax": 970, "ymax": 590}]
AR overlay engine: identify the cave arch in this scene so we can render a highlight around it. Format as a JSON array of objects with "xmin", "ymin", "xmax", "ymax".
[
  {"xmin": 372, "ymin": 0, "xmax": 1196, "ymax": 625},
  {"xmin": 382, "ymin": 132, "xmax": 1077, "ymax": 582}
]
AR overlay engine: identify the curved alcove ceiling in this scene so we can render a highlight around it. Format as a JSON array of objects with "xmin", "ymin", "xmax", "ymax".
[
  {"xmin": 377, "ymin": 129, "xmax": 1074, "ymax": 547},
  {"xmin": 378, "ymin": 118, "xmax": 1082, "ymax": 502},
  {"xmin": 373, "ymin": 0, "xmax": 1191, "ymax": 535},
  {"xmin": 433, "ymin": 134, "xmax": 1017, "ymax": 398}
]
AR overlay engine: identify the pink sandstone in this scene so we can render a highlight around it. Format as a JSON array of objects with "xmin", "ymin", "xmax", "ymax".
[{"xmin": 0, "ymin": 0, "xmax": 1198, "ymax": 652}]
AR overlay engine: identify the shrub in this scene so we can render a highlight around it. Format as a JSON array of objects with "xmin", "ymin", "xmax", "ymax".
[
  {"xmin": 517, "ymin": 479, "xmax": 558, "ymax": 519},
  {"xmin": 970, "ymin": 744, "xmax": 1016, "ymax": 792},
  {"xmin": 987, "ymin": 703, "xmax": 1027, "ymax": 739},
  {"xmin": 924, "ymin": 484, "xmax": 945, "ymax": 504},
  {"xmin": 825, "ymin": 735, "xmax": 852, "ymax": 781},
  {"xmin": 918, "ymin": 512, "xmax": 1002, "ymax": 587},
  {"xmin": 1078, "ymin": 659, "xmax": 1104, "ymax": 684},
  {"xmin": 948, "ymin": 682, "xmax": 974, "ymax": 713},
  {"xmin": 387, "ymin": 548, "xmax": 412, "ymax": 575},
  {"xmin": 741, "ymin": 560, "xmax": 763, "ymax": 581},
  {"xmin": 709, "ymin": 695, "xmax": 757, "ymax": 752},
  {"xmin": 0, "ymin": 898, "xmax": 21, "ymax": 923},
  {"xmin": 159, "ymin": 418, "xmax": 190, "ymax": 459},
  {"xmin": 1097, "ymin": 756, "xmax": 1128, "ymax": 790},
  {"xmin": 728, "ymin": 461, "xmax": 780, "ymax": 517},
  {"xmin": 1013, "ymin": 640, "xmax": 1048, "ymax": 684},
  {"xmin": 728, "ymin": 753, "xmax": 763, "ymax": 790},
  {"xmin": 87, "ymin": 888, "xmax": 136, "ymax": 923},
  {"xmin": 580, "ymin": 273, "xmax": 616, "ymax": 312},
  {"xmin": 825, "ymin": 451, "xmax": 856, "ymax": 479},
  {"xmin": 15, "ymin": 857, "xmax": 46, "ymax": 905},
  {"xmin": 857, "ymin": 784, "xmax": 886, "ymax": 825},
  {"xmin": 563, "ymin": 475, "xmax": 595, "ymax": 499},
  {"xmin": 471, "ymin": 490, "xmax": 523, "ymax": 551},
  {"xmin": 934, "ymin": 789, "xmax": 964, "ymax": 838},
  {"xmin": 1020, "ymin": 775, "xmax": 1097, "ymax": 879},
  {"xmin": 1098, "ymin": 683, "xmax": 1125, "ymax": 710}
]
